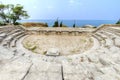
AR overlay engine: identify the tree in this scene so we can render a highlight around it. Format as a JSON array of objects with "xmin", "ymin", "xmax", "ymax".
[
  {"xmin": 73, "ymin": 20, "xmax": 76, "ymax": 28},
  {"xmin": 53, "ymin": 18, "xmax": 59, "ymax": 27},
  {"xmin": 60, "ymin": 21, "xmax": 62, "ymax": 27},
  {"xmin": 10, "ymin": 4, "xmax": 29, "ymax": 25},
  {"xmin": 0, "ymin": 4, "xmax": 7, "ymax": 23},
  {"xmin": 73, "ymin": 23, "xmax": 75, "ymax": 28},
  {"xmin": 45, "ymin": 23, "xmax": 48, "ymax": 27},
  {"xmin": 0, "ymin": 4, "xmax": 29, "ymax": 25},
  {"xmin": 116, "ymin": 19, "xmax": 120, "ymax": 24},
  {"xmin": 0, "ymin": 4, "xmax": 14, "ymax": 23},
  {"xmin": 5, "ymin": 4, "xmax": 14, "ymax": 23}
]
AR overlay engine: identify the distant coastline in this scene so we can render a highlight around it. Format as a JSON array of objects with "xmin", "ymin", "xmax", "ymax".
[{"xmin": 19, "ymin": 20, "xmax": 117, "ymax": 27}]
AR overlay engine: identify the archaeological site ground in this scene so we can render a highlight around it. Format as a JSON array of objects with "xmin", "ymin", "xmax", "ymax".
[{"xmin": 0, "ymin": 24, "xmax": 120, "ymax": 80}]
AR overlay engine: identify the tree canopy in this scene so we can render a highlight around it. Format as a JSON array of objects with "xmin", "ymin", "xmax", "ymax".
[
  {"xmin": 116, "ymin": 19, "xmax": 120, "ymax": 24},
  {"xmin": 53, "ymin": 19, "xmax": 59, "ymax": 27},
  {"xmin": 0, "ymin": 4, "xmax": 29, "ymax": 25},
  {"xmin": 73, "ymin": 20, "xmax": 76, "ymax": 28},
  {"xmin": 60, "ymin": 21, "xmax": 62, "ymax": 27}
]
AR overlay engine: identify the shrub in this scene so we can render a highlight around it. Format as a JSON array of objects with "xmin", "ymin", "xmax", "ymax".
[
  {"xmin": 14, "ymin": 22, "xmax": 20, "ymax": 25},
  {"xmin": 116, "ymin": 19, "xmax": 120, "ymax": 24},
  {"xmin": 22, "ymin": 22, "xmax": 48, "ymax": 27},
  {"xmin": 60, "ymin": 21, "xmax": 62, "ymax": 27},
  {"xmin": 53, "ymin": 19, "xmax": 59, "ymax": 27},
  {"xmin": 73, "ymin": 23, "xmax": 75, "ymax": 28},
  {"xmin": 24, "ymin": 41, "xmax": 36, "ymax": 51},
  {"xmin": 59, "ymin": 21, "xmax": 68, "ymax": 27},
  {"xmin": 0, "ymin": 21, "xmax": 6, "ymax": 26},
  {"xmin": 45, "ymin": 23, "xmax": 48, "ymax": 27},
  {"xmin": 61, "ymin": 24, "xmax": 68, "ymax": 27}
]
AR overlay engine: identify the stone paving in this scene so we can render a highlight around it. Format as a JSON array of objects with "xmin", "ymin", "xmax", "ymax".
[{"xmin": 0, "ymin": 25, "xmax": 120, "ymax": 80}]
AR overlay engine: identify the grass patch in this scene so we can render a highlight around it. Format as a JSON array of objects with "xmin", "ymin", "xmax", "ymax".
[{"xmin": 24, "ymin": 42, "xmax": 36, "ymax": 51}]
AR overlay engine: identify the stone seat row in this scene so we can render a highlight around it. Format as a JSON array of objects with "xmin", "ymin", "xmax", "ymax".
[{"xmin": 0, "ymin": 27, "xmax": 27, "ymax": 49}]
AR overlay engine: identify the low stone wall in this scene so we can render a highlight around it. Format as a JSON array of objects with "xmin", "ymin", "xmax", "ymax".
[
  {"xmin": 18, "ymin": 25, "xmax": 95, "ymax": 36},
  {"xmin": 26, "ymin": 30, "xmax": 91, "ymax": 36}
]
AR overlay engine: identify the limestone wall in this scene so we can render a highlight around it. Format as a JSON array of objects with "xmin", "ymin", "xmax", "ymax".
[
  {"xmin": 93, "ymin": 24, "xmax": 120, "ymax": 33},
  {"xmin": 26, "ymin": 30, "xmax": 91, "ymax": 36}
]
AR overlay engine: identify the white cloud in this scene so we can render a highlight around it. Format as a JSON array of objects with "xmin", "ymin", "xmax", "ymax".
[
  {"xmin": 1, "ymin": 0, "xmax": 22, "ymax": 4},
  {"xmin": 69, "ymin": 0, "xmax": 83, "ymax": 6},
  {"xmin": 69, "ymin": 0, "xmax": 75, "ymax": 4}
]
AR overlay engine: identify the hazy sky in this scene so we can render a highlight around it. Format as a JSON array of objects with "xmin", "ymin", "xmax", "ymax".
[{"xmin": 1, "ymin": 0, "xmax": 120, "ymax": 20}]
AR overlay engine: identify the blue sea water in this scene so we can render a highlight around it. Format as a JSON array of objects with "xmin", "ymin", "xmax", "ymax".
[{"xmin": 19, "ymin": 20, "xmax": 117, "ymax": 27}]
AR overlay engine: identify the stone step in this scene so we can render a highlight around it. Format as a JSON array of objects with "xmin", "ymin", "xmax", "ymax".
[
  {"xmin": 0, "ymin": 27, "xmax": 14, "ymax": 31},
  {"xmin": 99, "ymin": 31, "xmax": 115, "ymax": 39},
  {"xmin": 104, "ymin": 29, "xmax": 120, "ymax": 37},
  {"xmin": 62, "ymin": 62, "xmax": 103, "ymax": 80},
  {"xmin": 86, "ymin": 52, "xmax": 100, "ymax": 63},
  {"xmin": 97, "ymin": 32, "xmax": 114, "ymax": 46},
  {"xmin": 6, "ymin": 29, "xmax": 23, "ymax": 36},
  {"xmin": 0, "ymin": 33, "xmax": 8, "ymax": 43},
  {"xmin": 94, "ymin": 65, "xmax": 120, "ymax": 80},
  {"xmin": 24, "ymin": 61, "xmax": 62, "ymax": 80},
  {"xmin": 90, "ymin": 36, "xmax": 101, "ymax": 50},
  {"xmin": 99, "ymin": 31, "xmax": 120, "ymax": 47},
  {"xmin": 92, "ymin": 34, "xmax": 106, "ymax": 46},
  {"xmin": 1, "ymin": 31, "xmax": 25, "ymax": 47},
  {"xmin": 108, "ymin": 27, "xmax": 120, "ymax": 33},
  {"xmin": 0, "ymin": 46, "xmax": 14, "ymax": 60},
  {"xmin": 0, "ymin": 56, "xmax": 32, "ymax": 80},
  {"xmin": 0, "ymin": 28, "xmax": 24, "ymax": 44},
  {"xmin": 10, "ymin": 33, "xmax": 27, "ymax": 48}
]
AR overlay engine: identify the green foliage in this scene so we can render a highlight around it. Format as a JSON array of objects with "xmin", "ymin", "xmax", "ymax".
[
  {"xmin": 93, "ymin": 26, "xmax": 97, "ymax": 28},
  {"xmin": 53, "ymin": 19, "xmax": 59, "ymax": 27},
  {"xmin": 14, "ymin": 22, "xmax": 21, "ymax": 25},
  {"xmin": 0, "ymin": 4, "xmax": 29, "ymax": 25},
  {"xmin": 10, "ymin": 4, "xmax": 29, "ymax": 25},
  {"xmin": 0, "ymin": 21, "xmax": 6, "ymax": 26},
  {"xmin": 45, "ymin": 23, "xmax": 48, "ymax": 27},
  {"xmin": 22, "ymin": 22, "xmax": 48, "ymax": 27},
  {"xmin": 24, "ymin": 42, "xmax": 36, "ymax": 51},
  {"xmin": 0, "ymin": 4, "xmax": 7, "ymax": 23},
  {"xmin": 116, "ymin": 19, "xmax": 120, "ymax": 24},
  {"xmin": 73, "ymin": 20, "xmax": 76, "ymax": 28},
  {"xmin": 53, "ymin": 20, "xmax": 68, "ymax": 27},
  {"xmin": 0, "ymin": 4, "xmax": 5, "ymax": 9},
  {"xmin": 61, "ymin": 24, "xmax": 68, "ymax": 27},
  {"xmin": 60, "ymin": 21, "xmax": 62, "ymax": 27},
  {"xmin": 43, "ymin": 51, "xmax": 47, "ymax": 55},
  {"xmin": 73, "ymin": 23, "xmax": 75, "ymax": 28}
]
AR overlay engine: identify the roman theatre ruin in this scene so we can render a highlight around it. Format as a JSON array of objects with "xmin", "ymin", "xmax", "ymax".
[{"xmin": 0, "ymin": 24, "xmax": 120, "ymax": 80}]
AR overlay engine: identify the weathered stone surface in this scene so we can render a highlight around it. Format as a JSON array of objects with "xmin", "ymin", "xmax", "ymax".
[
  {"xmin": 24, "ymin": 61, "xmax": 62, "ymax": 80},
  {"xmin": 46, "ymin": 48, "xmax": 60, "ymax": 56},
  {"xmin": 0, "ymin": 46, "xmax": 14, "ymax": 60},
  {"xmin": 82, "ymin": 25, "xmax": 95, "ymax": 28},
  {"xmin": 0, "ymin": 57, "xmax": 32, "ymax": 80},
  {"xmin": 0, "ymin": 25, "xmax": 120, "ymax": 80}
]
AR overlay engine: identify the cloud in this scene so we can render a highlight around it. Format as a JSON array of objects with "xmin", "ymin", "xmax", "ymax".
[
  {"xmin": 1, "ymin": 0, "xmax": 22, "ymax": 4},
  {"xmin": 69, "ymin": 0, "xmax": 75, "ymax": 4},
  {"xmin": 69, "ymin": 0, "xmax": 83, "ymax": 6}
]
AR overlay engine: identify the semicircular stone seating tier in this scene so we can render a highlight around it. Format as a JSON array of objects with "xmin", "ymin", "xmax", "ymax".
[{"xmin": 0, "ymin": 25, "xmax": 120, "ymax": 80}]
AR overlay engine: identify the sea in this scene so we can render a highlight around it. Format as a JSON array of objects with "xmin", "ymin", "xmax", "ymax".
[{"xmin": 19, "ymin": 20, "xmax": 117, "ymax": 27}]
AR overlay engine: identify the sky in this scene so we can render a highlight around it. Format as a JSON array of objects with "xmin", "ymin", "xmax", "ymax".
[{"xmin": 0, "ymin": 0, "xmax": 120, "ymax": 20}]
